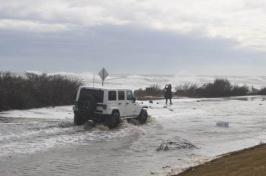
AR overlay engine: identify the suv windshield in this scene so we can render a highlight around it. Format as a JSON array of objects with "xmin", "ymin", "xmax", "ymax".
[
  {"xmin": 126, "ymin": 91, "xmax": 134, "ymax": 100},
  {"xmin": 80, "ymin": 88, "xmax": 104, "ymax": 103}
]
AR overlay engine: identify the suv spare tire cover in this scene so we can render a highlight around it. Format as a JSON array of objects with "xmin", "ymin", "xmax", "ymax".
[{"xmin": 78, "ymin": 94, "xmax": 97, "ymax": 115}]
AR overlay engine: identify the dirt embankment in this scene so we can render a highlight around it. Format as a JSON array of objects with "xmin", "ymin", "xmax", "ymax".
[{"xmin": 176, "ymin": 143, "xmax": 266, "ymax": 176}]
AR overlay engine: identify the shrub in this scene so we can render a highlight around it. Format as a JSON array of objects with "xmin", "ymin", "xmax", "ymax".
[
  {"xmin": 231, "ymin": 85, "xmax": 249, "ymax": 96},
  {"xmin": 175, "ymin": 83, "xmax": 198, "ymax": 97},
  {"xmin": 203, "ymin": 79, "xmax": 232, "ymax": 97},
  {"xmin": 258, "ymin": 87, "xmax": 266, "ymax": 95},
  {"xmin": 134, "ymin": 84, "xmax": 164, "ymax": 99},
  {"xmin": 250, "ymin": 86, "xmax": 259, "ymax": 95},
  {"xmin": 175, "ymin": 79, "xmax": 251, "ymax": 98},
  {"xmin": 0, "ymin": 72, "xmax": 82, "ymax": 111},
  {"xmin": 146, "ymin": 84, "xmax": 163, "ymax": 96},
  {"xmin": 0, "ymin": 85, "xmax": 3, "ymax": 109},
  {"xmin": 134, "ymin": 88, "xmax": 145, "ymax": 98}
]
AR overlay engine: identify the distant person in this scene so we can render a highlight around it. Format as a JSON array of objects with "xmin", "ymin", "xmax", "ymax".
[{"xmin": 164, "ymin": 84, "xmax": 172, "ymax": 105}]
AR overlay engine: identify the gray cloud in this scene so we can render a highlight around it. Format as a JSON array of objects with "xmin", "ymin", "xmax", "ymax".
[
  {"xmin": 1, "ymin": 0, "xmax": 266, "ymax": 75},
  {"xmin": 1, "ymin": 25, "xmax": 265, "ymax": 75}
]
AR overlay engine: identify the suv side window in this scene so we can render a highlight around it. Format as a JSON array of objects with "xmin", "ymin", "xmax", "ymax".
[
  {"xmin": 118, "ymin": 91, "xmax": 125, "ymax": 100},
  {"xmin": 126, "ymin": 91, "xmax": 133, "ymax": 100},
  {"xmin": 108, "ymin": 91, "xmax": 117, "ymax": 101}
]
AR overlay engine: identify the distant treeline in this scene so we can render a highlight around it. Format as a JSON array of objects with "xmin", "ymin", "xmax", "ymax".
[
  {"xmin": 1, "ymin": 72, "xmax": 265, "ymax": 111},
  {"xmin": 135, "ymin": 79, "xmax": 266, "ymax": 99},
  {"xmin": 0, "ymin": 72, "xmax": 82, "ymax": 111}
]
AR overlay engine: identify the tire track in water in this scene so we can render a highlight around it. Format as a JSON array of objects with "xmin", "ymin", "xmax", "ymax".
[{"xmin": 0, "ymin": 118, "xmax": 144, "ymax": 158}]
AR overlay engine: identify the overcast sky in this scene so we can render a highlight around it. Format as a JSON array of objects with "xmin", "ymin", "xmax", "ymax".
[{"xmin": 1, "ymin": 0, "xmax": 266, "ymax": 75}]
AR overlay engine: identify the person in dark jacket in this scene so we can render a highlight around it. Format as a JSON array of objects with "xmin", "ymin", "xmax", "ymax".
[{"xmin": 164, "ymin": 84, "xmax": 172, "ymax": 105}]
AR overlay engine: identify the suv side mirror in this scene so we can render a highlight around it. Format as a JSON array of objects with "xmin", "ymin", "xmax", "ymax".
[{"xmin": 133, "ymin": 97, "xmax": 136, "ymax": 103}]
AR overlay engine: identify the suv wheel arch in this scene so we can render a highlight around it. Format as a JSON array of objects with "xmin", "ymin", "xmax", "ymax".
[{"xmin": 112, "ymin": 109, "xmax": 120, "ymax": 116}]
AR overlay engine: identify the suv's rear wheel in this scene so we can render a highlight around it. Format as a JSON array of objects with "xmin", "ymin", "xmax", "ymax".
[
  {"xmin": 104, "ymin": 112, "xmax": 121, "ymax": 129},
  {"xmin": 78, "ymin": 94, "xmax": 97, "ymax": 115},
  {"xmin": 137, "ymin": 109, "xmax": 148, "ymax": 124},
  {"xmin": 74, "ymin": 115, "xmax": 87, "ymax": 125}
]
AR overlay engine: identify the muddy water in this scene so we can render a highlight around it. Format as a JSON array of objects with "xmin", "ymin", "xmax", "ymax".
[{"xmin": 1, "ymin": 96, "xmax": 266, "ymax": 176}]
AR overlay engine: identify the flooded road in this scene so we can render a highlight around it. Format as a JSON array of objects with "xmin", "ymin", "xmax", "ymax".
[
  {"xmin": 0, "ymin": 118, "xmax": 149, "ymax": 175},
  {"xmin": 1, "ymin": 117, "xmax": 185, "ymax": 176},
  {"xmin": 1, "ymin": 96, "xmax": 266, "ymax": 176}
]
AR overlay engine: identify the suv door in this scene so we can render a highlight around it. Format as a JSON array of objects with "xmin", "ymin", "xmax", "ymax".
[
  {"xmin": 108, "ymin": 90, "xmax": 118, "ymax": 114},
  {"xmin": 117, "ymin": 90, "xmax": 126, "ymax": 117},
  {"xmin": 125, "ymin": 90, "xmax": 136, "ymax": 116}
]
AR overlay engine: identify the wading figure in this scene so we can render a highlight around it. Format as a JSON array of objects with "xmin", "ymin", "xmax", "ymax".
[{"xmin": 164, "ymin": 84, "xmax": 172, "ymax": 105}]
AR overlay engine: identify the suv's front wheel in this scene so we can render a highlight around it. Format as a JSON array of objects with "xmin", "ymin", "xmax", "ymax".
[{"xmin": 104, "ymin": 112, "xmax": 121, "ymax": 129}]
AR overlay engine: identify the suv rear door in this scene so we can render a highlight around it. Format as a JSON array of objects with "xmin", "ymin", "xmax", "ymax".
[{"xmin": 125, "ymin": 90, "xmax": 136, "ymax": 117}]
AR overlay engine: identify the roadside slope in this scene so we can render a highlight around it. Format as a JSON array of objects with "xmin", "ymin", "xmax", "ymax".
[{"xmin": 176, "ymin": 143, "xmax": 266, "ymax": 176}]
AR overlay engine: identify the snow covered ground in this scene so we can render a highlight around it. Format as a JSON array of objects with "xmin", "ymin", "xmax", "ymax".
[{"xmin": 0, "ymin": 73, "xmax": 266, "ymax": 176}]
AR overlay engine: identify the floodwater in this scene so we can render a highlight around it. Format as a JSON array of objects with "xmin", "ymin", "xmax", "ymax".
[{"xmin": 1, "ymin": 96, "xmax": 266, "ymax": 176}]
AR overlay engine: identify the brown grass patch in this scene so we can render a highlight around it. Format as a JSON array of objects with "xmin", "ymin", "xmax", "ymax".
[{"xmin": 176, "ymin": 143, "xmax": 266, "ymax": 176}]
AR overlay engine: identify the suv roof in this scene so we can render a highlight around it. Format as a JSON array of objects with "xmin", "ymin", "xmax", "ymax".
[{"xmin": 79, "ymin": 86, "xmax": 132, "ymax": 91}]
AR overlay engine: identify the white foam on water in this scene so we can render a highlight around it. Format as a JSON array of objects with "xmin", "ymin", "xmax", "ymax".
[{"xmin": 0, "ymin": 73, "xmax": 266, "ymax": 175}]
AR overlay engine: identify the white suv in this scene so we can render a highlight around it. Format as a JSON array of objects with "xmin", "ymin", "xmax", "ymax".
[{"xmin": 73, "ymin": 86, "xmax": 148, "ymax": 128}]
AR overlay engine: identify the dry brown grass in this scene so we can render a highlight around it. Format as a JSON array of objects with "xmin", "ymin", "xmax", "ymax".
[{"xmin": 176, "ymin": 143, "xmax": 266, "ymax": 176}]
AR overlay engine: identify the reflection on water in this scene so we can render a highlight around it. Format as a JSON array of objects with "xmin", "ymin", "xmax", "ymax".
[{"xmin": 225, "ymin": 96, "xmax": 266, "ymax": 102}]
